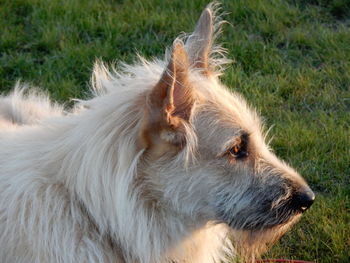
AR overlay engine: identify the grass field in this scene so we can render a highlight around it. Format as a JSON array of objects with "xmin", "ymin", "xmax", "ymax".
[{"xmin": 0, "ymin": 0, "xmax": 349, "ymax": 262}]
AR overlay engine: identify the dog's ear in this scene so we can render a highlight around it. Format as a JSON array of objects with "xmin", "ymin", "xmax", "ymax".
[
  {"xmin": 186, "ymin": 7, "xmax": 214, "ymax": 75},
  {"xmin": 145, "ymin": 40, "xmax": 194, "ymax": 146}
]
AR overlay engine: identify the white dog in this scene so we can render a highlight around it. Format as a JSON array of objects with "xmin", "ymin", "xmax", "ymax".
[{"xmin": 0, "ymin": 3, "xmax": 314, "ymax": 263}]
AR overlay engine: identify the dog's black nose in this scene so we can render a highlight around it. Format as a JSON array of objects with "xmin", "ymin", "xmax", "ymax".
[{"xmin": 292, "ymin": 187, "xmax": 315, "ymax": 212}]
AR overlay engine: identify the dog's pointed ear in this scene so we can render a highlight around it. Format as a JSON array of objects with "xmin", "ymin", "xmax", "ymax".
[
  {"xmin": 146, "ymin": 40, "xmax": 194, "ymax": 146},
  {"xmin": 186, "ymin": 7, "xmax": 214, "ymax": 75}
]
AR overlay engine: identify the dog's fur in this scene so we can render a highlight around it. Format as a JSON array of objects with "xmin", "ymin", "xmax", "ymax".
[{"xmin": 0, "ymin": 3, "xmax": 314, "ymax": 263}]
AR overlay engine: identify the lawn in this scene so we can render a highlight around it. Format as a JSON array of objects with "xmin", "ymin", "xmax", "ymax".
[{"xmin": 0, "ymin": 0, "xmax": 349, "ymax": 262}]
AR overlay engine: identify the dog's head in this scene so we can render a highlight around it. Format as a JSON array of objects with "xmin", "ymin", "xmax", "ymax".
[{"xmin": 138, "ymin": 3, "xmax": 314, "ymax": 258}]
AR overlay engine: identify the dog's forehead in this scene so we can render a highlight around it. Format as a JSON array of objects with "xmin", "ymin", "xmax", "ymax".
[
  {"xmin": 194, "ymin": 78, "xmax": 262, "ymax": 131},
  {"xmin": 193, "ymin": 78, "xmax": 265, "ymax": 154}
]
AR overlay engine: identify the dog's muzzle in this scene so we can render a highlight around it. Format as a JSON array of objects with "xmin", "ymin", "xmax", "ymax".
[{"xmin": 217, "ymin": 184, "xmax": 315, "ymax": 231}]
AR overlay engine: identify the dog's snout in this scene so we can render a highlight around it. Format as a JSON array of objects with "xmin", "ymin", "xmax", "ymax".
[{"xmin": 292, "ymin": 187, "xmax": 315, "ymax": 212}]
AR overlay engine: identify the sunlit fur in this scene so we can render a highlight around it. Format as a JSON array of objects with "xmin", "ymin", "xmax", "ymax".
[{"xmin": 0, "ymin": 3, "xmax": 312, "ymax": 263}]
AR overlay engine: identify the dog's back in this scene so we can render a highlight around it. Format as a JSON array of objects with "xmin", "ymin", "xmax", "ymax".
[{"xmin": 0, "ymin": 85, "xmax": 63, "ymax": 130}]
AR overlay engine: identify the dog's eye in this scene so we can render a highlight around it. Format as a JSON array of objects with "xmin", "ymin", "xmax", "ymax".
[
  {"xmin": 228, "ymin": 145, "xmax": 248, "ymax": 159},
  {"xmin": 228, "ymin": 134, "xmax": 249, "ymax": 159}
]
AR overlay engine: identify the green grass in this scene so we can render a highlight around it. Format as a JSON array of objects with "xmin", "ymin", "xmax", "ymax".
[{"xmin": 0, "ymin": 0, "xmax": 349, "ymax": 262}]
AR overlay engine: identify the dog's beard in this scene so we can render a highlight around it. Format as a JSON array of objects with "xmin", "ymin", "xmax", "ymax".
[
  {"xmin": 214, "ymin": 194, "xmax": 302, "ymax": 262},
  {"xmin": 230, "ymin": 214, "xmax": 301, "ymax": 262}
]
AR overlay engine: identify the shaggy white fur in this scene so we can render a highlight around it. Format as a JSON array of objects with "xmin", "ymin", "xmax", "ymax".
[
  {"xmin": 0, "ymin": 84, "xmax": 63, "ymax": 129},
  {"xmin": 0, "ymin": 60, "xmax": 232, "ymax": 263}
]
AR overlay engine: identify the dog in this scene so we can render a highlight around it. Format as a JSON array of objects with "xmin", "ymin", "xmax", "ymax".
[{"xmin": 0, "ymin": 3, "xmax": 314, "ymax": 263}]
